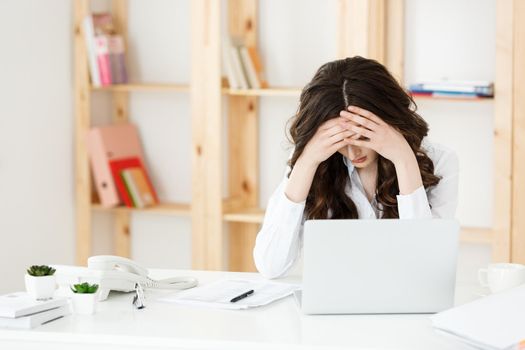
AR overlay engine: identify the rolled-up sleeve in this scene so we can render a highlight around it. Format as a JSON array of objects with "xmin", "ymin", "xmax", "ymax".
[
  {"xmin": 397, "ymin": 186, "xmax": 432, "ymax": 219},
  {"xmin": 397, "ymin": 149, "xmax": 459, "ymax": 220},
  {"xmin": 253, "ymin": 176, "xmax": 305, "ymax": 279}
]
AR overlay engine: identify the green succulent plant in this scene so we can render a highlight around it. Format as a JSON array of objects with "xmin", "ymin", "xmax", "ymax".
[
  {"xmin": 26, "ymin": 265, "xmax": 56, "ymax": 277},
  {"xmin": 70, "ymin": 282, "xmax": 99, "ymax": 294}
]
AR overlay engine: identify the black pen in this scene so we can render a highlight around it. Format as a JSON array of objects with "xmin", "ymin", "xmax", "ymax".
[{"xmin": 230, "ymin": 289, "xmax": 254, "ymax": 303}]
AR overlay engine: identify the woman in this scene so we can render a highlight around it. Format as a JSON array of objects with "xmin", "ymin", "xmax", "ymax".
[{"xmin": 253, "ymin": 56, "xmax": 459, "ymax": 279}]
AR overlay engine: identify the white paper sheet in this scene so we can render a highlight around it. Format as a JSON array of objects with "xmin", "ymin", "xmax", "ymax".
[
  {"xmin": 431, "ymin": 284, "xmax": 525, "ymax": 350},
  {"xmin": 157, "ymin": 279, "xmax": 300, "ymax": 310}
]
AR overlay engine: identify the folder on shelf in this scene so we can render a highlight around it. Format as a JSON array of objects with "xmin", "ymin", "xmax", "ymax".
[
  {"xmin": 110, "ymin": 157, "xmax": 158, "ymax": 208},
  {"xmin": 86, "ymin": 123, "xmax": 147, "ymax": 207}
]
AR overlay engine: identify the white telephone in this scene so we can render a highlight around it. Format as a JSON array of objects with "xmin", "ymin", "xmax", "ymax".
[{"xmin": 53, "ymin": 255, "xmax": 198, "ymax": 301}]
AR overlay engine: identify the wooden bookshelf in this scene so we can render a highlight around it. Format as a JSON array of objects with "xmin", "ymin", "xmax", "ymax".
[
  {"xmin": 74, "ymin": 0, "xmax": 525, "ymax": 270},
  {"xmin": 223, "ymin": 207, "xmax": 265, "ymax": 224},
  {"xmin": 92, "ymin": 202, "xmax": 191, "ymax": 216},
  {"xmin": 222, "ymin": 87, "xmax": 301, "ymax": 97},
  {"xmin": 74, "ymin": 0, "xmax": 194, "ymax": 264}
]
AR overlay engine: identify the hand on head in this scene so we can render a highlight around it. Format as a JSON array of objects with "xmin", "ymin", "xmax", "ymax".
[
  {"xmin": 339, "ymin": 106, "xmax": 413, "ymax": 165},
  {"xmin": 299, "ymin": 116, "xmax": 361, "ymax": 167}
]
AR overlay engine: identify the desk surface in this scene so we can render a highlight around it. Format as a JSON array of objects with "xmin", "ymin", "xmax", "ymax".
[{"xmin": 0, "ymin": 269, "xmax": 480, "ymax": 350}]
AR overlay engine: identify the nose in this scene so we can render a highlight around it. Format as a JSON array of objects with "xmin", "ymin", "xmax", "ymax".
[{"xmin": 347, "ymin": 145, "xmax": 361, "ymax": 160}]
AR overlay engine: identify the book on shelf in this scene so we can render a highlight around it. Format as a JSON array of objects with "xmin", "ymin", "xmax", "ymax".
[
  {"xmin": 87, "ymin": 123, "xmax": 155, "ymax": 208},
  {"xmin": 109, "ymin": 157, "xmax": 159, "ymax": 208},
  {"xmin": 107, "ymin": 35, "xmax": 128, "ymax": 84},
  {"xmin": 121, "ymin": 167, "xmax": 157, "ymax": 208},
  {"xmin": 0, "ymin": 292, "xmax": 70, "ymax": 330},
  {"xmin": 410, "ymin": 91, "xmax": 490, "ymax": 99},
  {"xmin": 83, "ymin": 16, "xmax": 101, "ymax": 86},
  {"xmin": 229, "ymin": 39, "xmax": 249, "ymax": 89},
  {"xmin": 239, "ymin": 46, "xmax": 260, "ymax": 89},
  {"xmin": 222, "ymin": 38, "xmax": 240, "ymax": 89},
  {"xmin": 408, "ymin": 80, "xmax": 494, "ymax": 98},
  {"xmin": 83, "ymin": 12, "xmax": 128, "ymax": 87},
  {"xmin": 222, "ymin": 36, "xmax": 267, "ymax": 90},
  {"xmin": 246, "ymin": 46, "xmax": 268, "ymax": 88},
  {"xmin": 94, "ymin": 35, "xmax": 112, "ymax": 86}
]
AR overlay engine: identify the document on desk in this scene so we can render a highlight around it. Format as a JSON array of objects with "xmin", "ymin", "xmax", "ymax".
[
  {"xmin": 158, "ymin": 279, "xmax": 300, "ymax": 310},
  {"xmin": 431, "ymin": 283, "xmax": 525, "ymax": 350}
]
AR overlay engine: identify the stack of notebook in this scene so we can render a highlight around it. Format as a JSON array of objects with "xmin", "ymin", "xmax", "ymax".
[
  {"xmin": 409, "ymin": 80, "xmax": 494, "ymax": 99},
  {"xmin": 0, "ymin": 292, "xmax": 70, "ymax": 329}
]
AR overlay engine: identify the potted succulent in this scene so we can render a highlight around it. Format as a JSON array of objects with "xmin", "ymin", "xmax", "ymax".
[
  {"xmin": 70, "ymin": 282, "xmax": 99, "ymax": 315},
  {"xmin": 25, "ymin": 265, "xmax": 56, "ymax": 300}
]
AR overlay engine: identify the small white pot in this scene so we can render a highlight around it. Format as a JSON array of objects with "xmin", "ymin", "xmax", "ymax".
[
  {"xmin": 71, "ymin": 292, "xmax": 98, "ymax": 315},
  {"xmin": 24, "ymin": 274, "xmax": 56, "ymax": 301}
]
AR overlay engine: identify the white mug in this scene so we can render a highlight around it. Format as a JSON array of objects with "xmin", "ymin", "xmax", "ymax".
[{"xmin": 478, "ymin": 263, "xmax": 525, "ymax": 294}]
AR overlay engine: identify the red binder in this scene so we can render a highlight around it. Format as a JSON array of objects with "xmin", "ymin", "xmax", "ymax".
[{"xmin": 109, "ymin": 157, "xmax": 159, "ymax": 207}]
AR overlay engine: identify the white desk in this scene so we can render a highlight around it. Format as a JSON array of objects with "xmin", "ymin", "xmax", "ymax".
[{"xmin": 0, "ymin": 269, "xmax": 480, "ymax": 350}]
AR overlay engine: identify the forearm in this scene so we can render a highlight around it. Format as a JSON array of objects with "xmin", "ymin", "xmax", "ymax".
[
  {"xmin": 394, "ymin": 151, "xmax": 423, "ymax": 195},
  {"xmin": 285, "ymin": 156, "xmax": 318, "ymax": 203},
  {"xmin": 254, "ymin": 176, "xmax": 306, "ymax": 279}
]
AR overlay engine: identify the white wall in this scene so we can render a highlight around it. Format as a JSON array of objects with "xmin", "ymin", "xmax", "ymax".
[
  {"xmin": 405, "ymin": 0, "xmax": 495, "ymax": 227},
  {"xmin": 0, "ymin": 0, "xmax": 493, "ymax": 293},
  {"xmin": 0, "ymin": 0, "xmax": 74, "ymax": 293}
]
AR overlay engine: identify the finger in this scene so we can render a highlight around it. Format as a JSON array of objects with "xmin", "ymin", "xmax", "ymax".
[
  {"xmin": 328, "ymin": 138, "xmax": 349, "ymax": 154},
  {"xmin": 325, "ymin": 118, "xmax": 361, "ymax": 137},
  {"xmin": 340, "ymin": 111, "xmax": 378, "ymax": 131},
  {"xmin": 338, "ymin": 118, "xmax": 361, "ymax": 129},
  {"xmin": 346, "ymin": 137, "xmax": 372, "ymax": 148},
  {"xmin": 347, "ymin": 106, "xmax": 386, "ymax": 125},
  {"xmin": 328, "ymin": 130, "xmax": 358, "ymax": 144},
  {"xmin": 323, "ymin": 123, "xmax": 346, "ymax": 138},
  {"xmin": 320, "ymin": 117, "xmax": 346, "ymax": 130},
  {"xmin": 346, "ymin": 124, "xmax": 374, "ymax": 139}
]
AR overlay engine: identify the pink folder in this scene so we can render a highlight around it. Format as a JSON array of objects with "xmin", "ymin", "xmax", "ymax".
[{"xmin": 86, "ymin": 123, "xmax": 146, "ymax": 207}]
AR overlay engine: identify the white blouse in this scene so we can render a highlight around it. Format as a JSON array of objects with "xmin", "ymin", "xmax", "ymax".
[{"xmin": 253, "ymin": 140, "xmax": 459, "ymax": 279}]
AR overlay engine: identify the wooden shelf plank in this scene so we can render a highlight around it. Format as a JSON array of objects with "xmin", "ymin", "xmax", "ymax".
[
  {"xmin": 91, "ymin": 83, "xmax": 190, "ymax": 92},
  {"xmin": 223, "ymin": 207, "xmax": 265, "ymax": 223},
  {"xmin": 92, "ymin": 202, "xmax": 191, "ymax": 216},
  {"xmin": 223, "ymin": 207, "xmax": 494, "ymax": 245},
  {"xmin": 222, "ymin": 87, "xmax": 301, "ymax": 97}
]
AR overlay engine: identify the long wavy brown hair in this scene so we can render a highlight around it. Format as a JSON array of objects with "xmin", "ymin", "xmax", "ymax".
[{"xmin": 288, "ymin": 56, "xmax": 440, "ymax": 219}]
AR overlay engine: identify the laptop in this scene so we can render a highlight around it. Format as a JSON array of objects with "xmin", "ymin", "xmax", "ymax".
[{"xmin": 298, "ymin": 219, "xmax": 459, "ymax": 314}]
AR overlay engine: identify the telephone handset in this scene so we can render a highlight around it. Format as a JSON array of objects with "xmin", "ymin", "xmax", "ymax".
[{"xmin": 53, "ymin": 255, "xmax": 198, "ymax": 300}]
